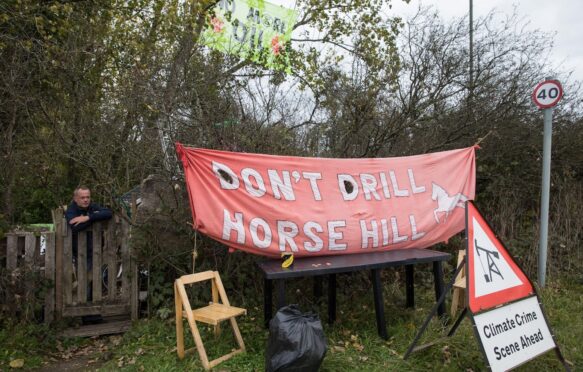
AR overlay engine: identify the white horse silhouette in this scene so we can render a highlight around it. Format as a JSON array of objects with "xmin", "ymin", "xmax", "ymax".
[{"xmin": 431, "ymin": 183, "xmax": 468, "ymax": 223}]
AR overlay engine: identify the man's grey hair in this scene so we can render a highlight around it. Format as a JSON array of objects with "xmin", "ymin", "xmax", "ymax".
[{"xmin": 73, "ymin": 186, "xmax": 91, "ymax": 196}]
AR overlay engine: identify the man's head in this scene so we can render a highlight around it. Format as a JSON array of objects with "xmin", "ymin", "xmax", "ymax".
[{"xmin": 73, "ymin": 186, "xmax": 91, "ymax": 209}]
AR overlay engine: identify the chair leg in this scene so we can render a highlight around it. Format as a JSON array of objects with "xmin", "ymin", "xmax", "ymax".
[
  {"xmin": 186, "ymin": 315, "xmax": 211, "ymax": 370},
  {"xmin": 229, "ymin": 317, "xmax": 246, "ymax": 351},
  {"xmin": 211, "ymin": 280, "xmax": 222, "ymax": 337},
  {"xmin": 175, "ymin": 282, "xmax": 185, "ymax": 359}
]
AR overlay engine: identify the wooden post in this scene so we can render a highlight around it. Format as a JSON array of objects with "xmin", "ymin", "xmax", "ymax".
[
  {"xmin": 52, "ymin": 208, "xmax": 64, "ymax": 320},
  {"xmin": 24, "ymin": 233, "xmax": 35, "ymax": 306},
  {"xmin": 44, "ymin": 232, "xmax": 56, "ymax": 323},
  {"xmin": 106, "ymin": 221, "xmax": 116, "ymax": 299},
  {"xmin": 24, "ymin": 233, "xmax": 35, "ymax": 267},
  {"xmin": 63, "ymin": 226, "xmax": 73, "ymax": 306},
  {"xmin": 121, "ymin": 219, "xmax": 130, "ymax": 301},
  {"xmin": 5, "ymin": 234, "xmax": 18, "ymax": 317},
  {"xmin": 78, "ymin": 231, "xmax": 87, "ymax": 304},
  {"xmin": 130, "ymin": 256, "xmax": 138, "ymax": 320},
  {"xmin": 92, "ymin": 223, "xmax": 102, "ymax": 302},
  {"xmin": 6, "ymin": 234, "xmax": 17, "ymax": 271}
]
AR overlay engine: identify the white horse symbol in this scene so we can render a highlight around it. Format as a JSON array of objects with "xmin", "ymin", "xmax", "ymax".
[{"xmin": 431, "ymin": 183, "xmax": 468, "ymax": 223}]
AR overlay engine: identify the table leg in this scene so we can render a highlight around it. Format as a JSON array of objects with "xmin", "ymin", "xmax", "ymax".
[
  {"xmin": 264, "ymin": 278, "xmax": 272, "ymax": 328},
  {"xmin": 327, "ymin": 274, "xmax": 336, "ymax": 324},
  {"xmin": 405, "ymin": 264, "xmax": 414, "ymax": 308},
  {"xmin": 371, "ymin": 269, "xmax": 388, "ymax": 340},
  {"xmin": 433, "ymin": 261, "xmax": 445, "ymax": 317},
  {"xmin": 276, "ymin": 279, "xmax": 286, "ymax": 310}
]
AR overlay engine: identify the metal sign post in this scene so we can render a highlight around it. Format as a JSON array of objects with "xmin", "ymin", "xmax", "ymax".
[{"xmin": 532, "ymin": 78, "xmax": 563, "ymax": 288}]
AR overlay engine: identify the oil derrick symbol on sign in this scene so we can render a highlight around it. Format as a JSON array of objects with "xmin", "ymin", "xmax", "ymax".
[
  {"xmin": 475, "ymin": 239, "xmax": 503, "ymax": 283},
  {"xmin": 466, "ymin": 202, "xmax": 533, "ymax": 313}
]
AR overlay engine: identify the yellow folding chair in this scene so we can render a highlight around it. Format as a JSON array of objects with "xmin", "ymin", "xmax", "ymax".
[{"xmin": 174, "ymin": 271, "xmax": 246, "ymax": 370}]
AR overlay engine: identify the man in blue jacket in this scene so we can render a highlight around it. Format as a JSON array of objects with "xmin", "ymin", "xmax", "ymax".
[
  {"xmin": 65, "ymin": 186, "xmax": 112, "ymax": 233},
  {"xmin": 65, "ymin": 186, "xmax": 112, "ymax": 322}
]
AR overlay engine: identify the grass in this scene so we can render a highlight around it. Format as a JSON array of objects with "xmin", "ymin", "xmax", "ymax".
[
  {"xmin": 96, "ymin": 272, "xmax": 583, "ymax": 371},
  {"xmin": 1, "ymin": 272, "xmax": 582, "ymax": 371}
]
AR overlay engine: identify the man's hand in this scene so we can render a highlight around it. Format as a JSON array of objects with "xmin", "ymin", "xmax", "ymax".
[{"xmin": 69, "ymin": 215, "xmax": 90, "ymax": 226}]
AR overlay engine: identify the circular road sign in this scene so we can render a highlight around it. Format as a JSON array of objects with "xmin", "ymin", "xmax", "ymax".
[{"xmin": 532, "ymin": 80, "xmax": 563, "ymax": 109}]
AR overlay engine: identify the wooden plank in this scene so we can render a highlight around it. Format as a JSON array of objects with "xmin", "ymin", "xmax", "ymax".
[
  {"xmin": 208, "ymin": 348, "xmax": 245, "ymax": 369},
  {"xmin": 92, "ymin": 223, "xmax": 102, "ymax": 302},
  {"xmin": 62, "ymin": 319, "xmax": 131, "ymax": 338},
  {"xmin": 121, "ymin": 219, "xmax": 130, "ymax": 301},
  {"xmin": 44, "ymin": 232, "xmax": 55, "ymax": 323},
  {"xmin": 130, "ymin": 256, "xmax": 138, "ymax": 320},
  {"xmin": 62, "ymin": 303, "xmax": 130, "ymax": 317},
  {"xmin": 6, "ymin": 234, "xmax": 17, "ymax": 271},
  {"xmin": 78, "ymin": 231, "xmax": 87, "ymax": 304},
  {"xmin": 106, "ymin": 222, "xmax": 117, "ymax": 300},
  {"xmin": 63, "ymin": 227, "xmax": 73, "ymax": 306},
  {"xmin": 24, "ymin": 233, "xmax": 35, "ymax": 267},
  {"xmin": 52, "ymin": 208, "xmax": 64, "ymax": 320},
  {"xmin": 180, "ymin": 271, "xmax": 216, "ymax": 285},
  {"xmin": 450, "ymin": 250, "xmax": 467, "ymax": 317},
  {"xmin": 212, "ymin": 279, "xmax": 221, "ymax": 336},
  {"xmin": 175, "ymin": 282, "xmax": 185, "ymax": 359},
  {"xmin": 190, "ymin": 303, "xmax": 246, "ymax": 325}
]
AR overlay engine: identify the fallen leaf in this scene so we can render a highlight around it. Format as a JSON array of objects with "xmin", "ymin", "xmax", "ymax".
[
  {"xmin": 332, "ymin": 346, "xmax": 346, "ymax": 352},
  {"xmin": 9, "ymin": 359, "xmax": 24, "ymax": 368},
  {"xmin": 442, "ymin": 345, "xmax": 451, "ymax": 364},
  {"xmin": 110, "ymin": 335, "xmax": 122, "ymax": 346}
]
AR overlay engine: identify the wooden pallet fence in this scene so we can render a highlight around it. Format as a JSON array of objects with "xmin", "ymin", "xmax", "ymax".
[
  {"xmin": 0, "ymin": 231, "xmax": 56, "ymax": 323},
  {"xmin": 1, "ymin": 208, "xmax": 137, "ymax": 326}
]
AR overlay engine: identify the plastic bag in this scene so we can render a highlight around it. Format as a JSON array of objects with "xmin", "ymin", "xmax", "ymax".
[{"xmin": 265, "ymin": 304, "xmax": 327, "ymax": 372}]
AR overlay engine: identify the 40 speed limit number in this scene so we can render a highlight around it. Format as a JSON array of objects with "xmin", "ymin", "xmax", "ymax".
[{"xmin": 532, "ymin": 80, "xmax": 563, "ymax": 109}]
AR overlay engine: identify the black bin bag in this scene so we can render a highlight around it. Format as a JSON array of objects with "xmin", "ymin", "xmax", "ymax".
[{"xmin": 265, "ymin": 304, "xmax": 327, "ymax": 372}]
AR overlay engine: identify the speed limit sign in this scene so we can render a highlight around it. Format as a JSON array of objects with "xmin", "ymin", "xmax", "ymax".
[{"xmin": 532, "ymin": 80, "xmax": 563, "ymax": 109}]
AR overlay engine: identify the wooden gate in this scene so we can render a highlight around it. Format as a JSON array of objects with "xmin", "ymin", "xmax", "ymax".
[{"xmin": 52, "ymin": 209, "xmax": 138, "ymax": 322}]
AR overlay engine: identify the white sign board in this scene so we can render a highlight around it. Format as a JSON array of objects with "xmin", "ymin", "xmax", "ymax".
[
  {"xmin": 532, "ymin": 80, "xmax": 563, "ymax": 109},
  {"xmin": 473, "ymin": 296, "xmax": 556, "ymax": 371}
]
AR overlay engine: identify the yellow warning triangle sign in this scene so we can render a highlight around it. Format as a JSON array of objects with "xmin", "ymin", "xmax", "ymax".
[{"xmin": 466, "ymin": 202, "xmax": 534, "ymax": 313}]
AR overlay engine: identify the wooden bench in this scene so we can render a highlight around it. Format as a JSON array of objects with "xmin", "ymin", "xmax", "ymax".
[{"xmin": 257, "ymin": 248, "xmax": 450, "ymax": 340}]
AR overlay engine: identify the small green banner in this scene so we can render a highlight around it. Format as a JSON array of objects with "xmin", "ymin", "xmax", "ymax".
[{"xmin": 202, "ymin": 0, "xmax": 297, "ymax": 71}]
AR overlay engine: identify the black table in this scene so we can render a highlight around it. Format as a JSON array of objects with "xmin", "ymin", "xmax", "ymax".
[{"xmin": 257, "ymin": 248, "xmax": 450, "ymax": 339}]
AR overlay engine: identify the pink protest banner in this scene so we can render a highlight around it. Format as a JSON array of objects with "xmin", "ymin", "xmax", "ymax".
[{"xmin": 176, "ymin": 143, "xmax": 476, "ymax": 258}]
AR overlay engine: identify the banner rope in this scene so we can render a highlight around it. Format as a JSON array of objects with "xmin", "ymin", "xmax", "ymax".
[
  {"xmin": 193, "ymin": 229, "xmax": 198, "ymax": 273},
  {"xmin": 474, "ymin": 130, "xmax": 492, "ymax": 147}
]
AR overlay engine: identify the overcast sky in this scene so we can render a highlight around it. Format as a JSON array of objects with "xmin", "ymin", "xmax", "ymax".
[{"xmin": 390, "ymin": 0, "xmax": 583, "ymax": 84}]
